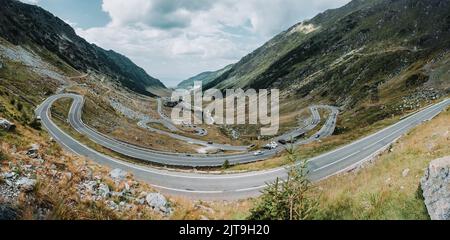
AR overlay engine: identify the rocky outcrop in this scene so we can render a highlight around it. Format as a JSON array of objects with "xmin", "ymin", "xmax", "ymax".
[
  {"xmin": 26, "ymin": 144, "xmax": 40, "ymax": 159},
  {"xmin": 1, "ymin": 171, "xmax": 37, "ymax": 201},
  {"xmin": 15, "ymin": 177, "xmax": 37, "ymax": 192},
  {"xmin": 0, "ymin": 204, "xmax": 20, "ymax": 220},
  {"xmin": 146, "ymin": 193, "xmax": 172, "ymax": 215},
  {"xmin": 421, "ymin": 156, "xmax": 450, "ymax": 220},
  {"xmin": 0, "ymin": 118, "xmax": 15, "ymax": 131}
]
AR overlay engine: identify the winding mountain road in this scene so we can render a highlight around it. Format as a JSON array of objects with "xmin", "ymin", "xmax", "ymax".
[
  {"xmin": 38, "ymin": 94, "xmax": 335, "ymax": 167},
  {"xmin": 36, "ymin": 94, "xmax": 449, "ymax": 199}
]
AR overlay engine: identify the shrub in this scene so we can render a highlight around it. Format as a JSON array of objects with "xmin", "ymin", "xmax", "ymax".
[
  {"xmin": 222, "ymin": 160, "xmax": 230, "ymax": 169},
  {"xmin": 248, "ymin": 147, "xmax": 318, "ymax": 220},
  {"xmin": 17, "ymin": 102, "xmax": 23, "ymax": 111},
  {"xmin": 29, "ymin": 118, "xmax": 42, "ymax": 130}
]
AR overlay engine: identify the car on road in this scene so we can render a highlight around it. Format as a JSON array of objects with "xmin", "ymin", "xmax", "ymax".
[
  {"xmin": 253, "ymin": 150, "xmax": 264, "ymax": 156},
  {"xmin": 207, "ymin": 141, "xmax": 213, "ymax": 145},
  {"xmin": 264, "ymin": 141, "xmax": 278, "ymax": 149},
  {"xmin": 278, "ymin": 139, "xmax": 287, "ymax": 145}
]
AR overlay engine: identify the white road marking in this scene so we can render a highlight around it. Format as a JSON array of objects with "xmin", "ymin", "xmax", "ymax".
[{"xmin": 313, "ymin": 151, "xmax": 360, "ymax": 172}]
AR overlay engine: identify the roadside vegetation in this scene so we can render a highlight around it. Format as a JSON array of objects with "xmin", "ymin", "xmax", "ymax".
[
  {"xmin": 249, "ymin": 147, "xmax": 318, "ymax": 220},
  {"xmin": 249, "ymin": 106, "xmax": 449, "ymax": 220},
  {"xmin": 310, "ymin": 107, "xmax": 449, "ymax": 219}
]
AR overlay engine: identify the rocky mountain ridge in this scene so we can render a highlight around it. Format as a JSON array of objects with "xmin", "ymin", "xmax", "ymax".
[
  {"xmin": 203, "ymin": 0, "xmax": 450, "ymax": 113},
  {"xmin": 0, "ymin": 0, "xmax": 166, "ymax": 96},
  {"xmin": 177, "ymin": 64, "xmax": 233, "ymax": 89}
]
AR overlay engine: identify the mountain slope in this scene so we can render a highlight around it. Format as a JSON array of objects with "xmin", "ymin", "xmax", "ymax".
[
  {"xmin": 177, "ymin": 64, "xmax": 233, "ymax": 89},
  {"xmin": 206, "ymin": 0, "xmax": 450, "ymax": 111},
  {"xmin": 204, "ymin": 0, "xmax": 381, "ymax": 90},
  {"xmin": 0, "ymin": 0, "xmax": 166, "ymax": 96}
]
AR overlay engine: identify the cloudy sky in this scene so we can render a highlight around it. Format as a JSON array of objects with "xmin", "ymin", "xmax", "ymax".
[{"xmin": 22, "ymin": 0, "xmax": 350, "ymax": 87}]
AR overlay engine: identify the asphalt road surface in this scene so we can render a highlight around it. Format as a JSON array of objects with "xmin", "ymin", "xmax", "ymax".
[{"xmin": 36, "ymin": 94, "xmax": 449, "ymax": 199}]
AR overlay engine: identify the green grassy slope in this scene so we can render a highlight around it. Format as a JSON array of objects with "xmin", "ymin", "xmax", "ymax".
[{"xmin": 177, "ymin": 64, "xmax": 234, "ymax": 89}]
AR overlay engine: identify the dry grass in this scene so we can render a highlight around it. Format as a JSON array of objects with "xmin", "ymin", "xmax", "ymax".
[
  {"xmin": 220, "ymin": 105, "xmax": 449, "ymax": 220},
  {"xmin": 0, "ymin": 119, "xmax": 254, "ymax": 220},
  {"xmin": 0, "ymin": 119, "xmax": 166, "ymax": 219},
  {"xmin": 312, "ymin": 106, "xmax": 450, "ymax": 220},
  {"xmin": 169, "ymin": 197, "xmax": 254, "ymax": 220}
]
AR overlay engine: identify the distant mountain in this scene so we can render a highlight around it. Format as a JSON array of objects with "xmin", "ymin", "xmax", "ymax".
[
  {"xmin": 0, "ymin": 0, "xmax": 166, "ymax": 96},
  {"xmin": 177, "ymin": 64, "xmax": 233, "ymax": 89},
  {"xmin": 205, "ymin": 0, "xmax": 450, "ymax": 109}
]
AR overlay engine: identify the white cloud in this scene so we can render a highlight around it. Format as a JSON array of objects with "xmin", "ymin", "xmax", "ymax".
[
  {"xmin": 20, "ymin": 0, "xmax": 40, "ymax": 4},
  {"xmin": 76, "ymin": 0, "xmax": 350, "ymax": 86}
]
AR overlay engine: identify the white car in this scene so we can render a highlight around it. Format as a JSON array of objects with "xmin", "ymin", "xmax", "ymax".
[
  {"xmin": 253, "ymin": 150, "xmax": 264, "ymax": 156},
  {"xmin": 264, "ymin": 142, "xmax": 278, "ymax": 150}
]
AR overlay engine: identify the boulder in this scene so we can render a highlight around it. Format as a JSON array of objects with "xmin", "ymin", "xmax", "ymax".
[
  {"xmin": 83, "ymin": 181, "xmax": 97, "ymax": 193},
  {"xmin": 0, "ymin": 118, "xmax": 15, "ymax": 131},
  {"xmin": 402, "ymin": 168, "xmax": 410, "ymax": 177},
  {"xmin": 1, "ymin": 172, "xmax": 16, "ymax": 179},
  {"xmin": 106, "ymin": 200, "xmax": 118, "ymax": 210},
  {"xmin": 109, "ymin": 168, "xmax": 128, "ymax": 181},
  {"xmin": 16, "ymin": 177, "xmax": 37, "ymax": 192},
  {"xmin": 98, "ymin": 183, "xmax": 111, "ymax": 198},
  {"xmin": 26, "ymin": 144, "xmax": 40, "ymax": 158},
  {"xmin": 64, "ymin": 172, "xmax": 72, "ymax": 180},
  {"xmin": 421, "ymin": 156, "xmax": 450, "ymax": 220},
  {"xmin": 0, "ymin": 204, "xmax": 20, "ymax": 220},
  {"xmin": 146, "ymin": 193, "xmax": 171, "ymax": 214}
]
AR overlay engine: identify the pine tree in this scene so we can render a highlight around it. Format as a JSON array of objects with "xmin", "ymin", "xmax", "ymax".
[
  {"xmin": 222, "ymin": 160, "xmax": 230, "ymax": 169},
  {"xmin": 248, "ymin": 145, "xmax": 318, "ymax": 220}
]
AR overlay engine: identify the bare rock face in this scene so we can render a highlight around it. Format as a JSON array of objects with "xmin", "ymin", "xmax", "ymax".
[
  {"xmin": 0, "ymin": 118, "xmax": 15, "ymax": 131},
  {"xmin": 146, "ymin": 193, "xmax": 172, "ymax": 215},
  {"xmin": 16, "ymin": 177, "xmax": 37, "ymax": 192},
  {"xmin": 0, "ymin": 204, "xmax": 20, "ymax": 220},
  {"xmin": 421, "ymin": 156, "xmax": 450, "ymax": 220}
]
